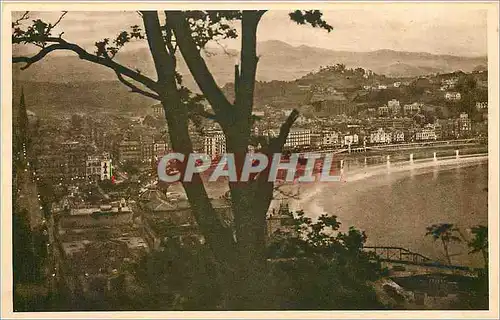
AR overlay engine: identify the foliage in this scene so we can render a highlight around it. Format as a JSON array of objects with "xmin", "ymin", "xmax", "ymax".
[
  {"xmin": 133, "ymin": 240, "xmax": 221, "ymax": 310},
  {"xmin": 468, "ymin": 225, "xmax": 488, "ymax": 256},
  {"xmin": 289, "ymin": 10, "xmax": 333, "ymax": 32},
  {"xmin": 425, "ymin": 223, "xmax": 461, "ymax": 265},
  {"xmin": 131, "ymin": 210, "xmax": 383, "ymax": 310},
  {"xmin": 183, "ymin": 11, "xmax": 241, "ymax": 49},
  {"xmin": 266, "ymin": 211, "xmax": 384, "ymax": 309}
]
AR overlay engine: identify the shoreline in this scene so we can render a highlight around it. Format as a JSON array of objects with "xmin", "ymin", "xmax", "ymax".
[
  {"xmin": 274, "ymin": 153, "xmax": 488, "ymax": 191},
  {"xmin": 271, "ymin": 153, "xmax": 488, "ymax": 214},
  {"xmin": 165, "ymin": 153, "xmax": 489, "ymax": 200},
  {"xmin": 341, "ymin": 153, "xmax": 488, "ymax": 183}
]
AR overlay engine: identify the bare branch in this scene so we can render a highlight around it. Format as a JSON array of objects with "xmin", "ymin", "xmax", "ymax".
[
  {"xmin": 13, "ymin": 38, "xmax": 158, "ymax": 93},
  {"xmin": 115, "ymin": 72, "xmax": 161, "ymax": 100},
  {"xmin": 12, "ymin": 11, "xmax": 30, "ymax": 26},
  {"xmin": 212, "ymin": 39, "xmax": 236, "ymax": 57},
  {"xmin": 51, "ymin": 11, "xmax": 68, "ymax": 29}
]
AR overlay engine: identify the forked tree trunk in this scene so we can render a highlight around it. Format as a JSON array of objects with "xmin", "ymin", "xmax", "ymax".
[{"xmin": 163, "ymin": 10, "xmax": 298, "ymax": 309}]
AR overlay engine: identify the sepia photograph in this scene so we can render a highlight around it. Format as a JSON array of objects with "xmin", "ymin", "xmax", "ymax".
[{"xmin": 2, "ymin": 1, "xmax": 499, "ymax": 318}]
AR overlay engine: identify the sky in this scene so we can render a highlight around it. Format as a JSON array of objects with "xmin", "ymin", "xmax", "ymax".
[{"xmin": 12, "ymin": 5, "xmax": 488, "ymax": 57}]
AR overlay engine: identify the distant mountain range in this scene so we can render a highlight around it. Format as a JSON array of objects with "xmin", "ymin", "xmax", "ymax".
[
  {"xmin": 14, "ymin": 40, "xmax": 487, "ymax": 87},
  {"xmin": 12, "ymin": 40, "xmax": 487, "ymax": 115}
]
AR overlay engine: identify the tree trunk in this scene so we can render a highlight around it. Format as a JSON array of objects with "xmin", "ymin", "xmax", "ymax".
[
  {"xmin": 442, "ymin": 239, "xmax": 451, "ymax": 265},
  {"xmin": 142, "ymin": 13, "xmax": 240, "ymax": 307},
  {"xmin": 166, "ymin": 10, "xmax": 297, "ymax": 309}
]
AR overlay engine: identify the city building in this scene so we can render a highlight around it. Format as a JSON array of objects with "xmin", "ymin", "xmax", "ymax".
[
  {"xmin": 343, "ymin": 134, "xmax": 359, "ymax": 146},
  {"xmin": 370, "ymin": 128, "xmax": 392, "ymax": 144},
  {"xmin": 54, "ymin": 198, "xmax": 149, "ymax": 301},
  {"xmin": 310, "ymin": 131, "xmax": 322, "ymax": 148},
  {"xmin": 321, "ymin": 130, "xmax": 339, "ymax": 147},
  {"xmin": 86, "ymin": 152, "xmax": 112, "ymax": 181},
  {"xmin": 476, "ymin": 102, "xmax": 488, "ymax": 110},
  {"xmin": 391, "ymin": 130, "xmax": 405, "ymax": 143},
  {"xmin": 403, "ymin": 102, "xmax": 422, "ymax": 115},
  {"xmin": 203, "ymin": 129, "xmax": 226, "ymax": 157},
  {"xmin": 139, "ymin": 191, "xmax": 232, "ymax": 248},
  {"xmin": 416, "ymin": 124, "xmax": 437, "ymax": 141},
  {"xmin": 441, "ymin": 77, "xmax": 458, "ymax": 87},
  {"xmin": 284, "ymin": 128, "xmax": 311, "ymax": 149},
  {"xmin": 153, "ymin": 140, "xmax": 169, "ymax": 158},
  {"xmin": 117, "ymin": 140, "xmax": 142, "ymax": 163},
  {"xmin": 433, "ymin": 122, "xmax": 443, "ymax": 140},
  {"xmin": 37, "ymin": 141, "xmax": 92, "ymax": 182},
  {"xmin": 444, "ymin": 92, "xmax": 462, "ymax": 101},
  {"xmin": 310, "ymin": 92, "xmax": 353, "ymax": 116},
  {"xmin": 367, "ymin": 108, "xmax": 377, "ymax": 117},
  {"xmin": 437, "ymin": 119, "xmax": 457, "ymax": 140},
  {"xmin": 455, "ymin": 112, "xmax": 472, "ymax": 137},
  {"xmin": 378, "ymin": 105, "xmax": 389, "ymax": 117},
  {"xmin": 141, "ymin": 136, "xmax": 154, "ymax": 162},
  {"xmin": 388, "ymin": 99, "xmax": 401, "ymax": 115},
  {"xmin": 151, "ymin": 104, "xmax": 164, "ymax": 117}
]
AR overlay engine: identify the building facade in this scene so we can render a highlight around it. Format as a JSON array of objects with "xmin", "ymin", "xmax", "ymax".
[
  {"xmin": 455, "ymin": 112, "xmax": 472, "ymax": 137},
  {"xmin": 86, "ymin": 152, "xmax": 112, "ymax": 181},
  {"xmin": 416, "ymin": 124, "xmax": 437, "ymax": 141},
  {"xmin": 203, "ymin": 130, "xmax": 226, "ymax": 157},
  {"xmin": 117, "ymin": 140, "xmax": 142, "ymax": 163},
  {"xmin": 370, "ymin": 128, "xmax": 392, "ymax": 144},
  {"xmin": 388, "ymin": 99, "xmax": 401, "ymax": 115},
  {"xmin": 284, "ymin": 128, "xmax": 311, "ymax": 149},
  {"xmin": 445, "ymin": 92, "xmax": 462, "ymax": 101}
]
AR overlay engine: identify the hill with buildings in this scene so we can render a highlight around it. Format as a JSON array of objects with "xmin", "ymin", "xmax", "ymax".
[
  {"xmin": 12, "ymin": 40, "xmax": 487, "ymax": 116},
  {"xmin": 13, "ymin": 40, "xmax": 486, "ymax": 84}
]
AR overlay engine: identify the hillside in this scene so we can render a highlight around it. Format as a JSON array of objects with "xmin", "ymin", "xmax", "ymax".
[
  {"xmin": 13, "ymin": 40, "xmax": 487, "ymax": 86},
  {"xmin": 12, "ymin": 79, "xmax": 156, "ymax": 116},
  {"xmin": 12, "ymin": 40, "xmax": 488, "ymax": 116}
]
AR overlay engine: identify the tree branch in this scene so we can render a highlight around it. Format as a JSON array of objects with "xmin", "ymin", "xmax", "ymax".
[
  {"xmin": 13, "ymin": 38, "xmax": 159, "ymax": 93},
  {"xmin": 165, "ymin": 11, "xmax": 232, "ymax": 120},
  {"xmin": 12, "ymin": 11, "xmax": 30, "ymax": 26},
  {"xmin": 249, "ymin": 108, "xmax": 300, "ymax": 220},
  {"xmin": 115, "ymin": 72, "xmax": 161, "ymax": 100},
  {"xmin": 269, "ymin": 109, "xmax": 300, "ymax": 152},
  {"xmin": 235, "ymin": 10, "xmax": 262, "ymax": 128},
  {"xmin": 51, "ymin": 11, "xmax": 68, "ymax": 30},
  {"xmin": 142, "ymin": 11, "xmax": 176, "ymax": 88}
]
